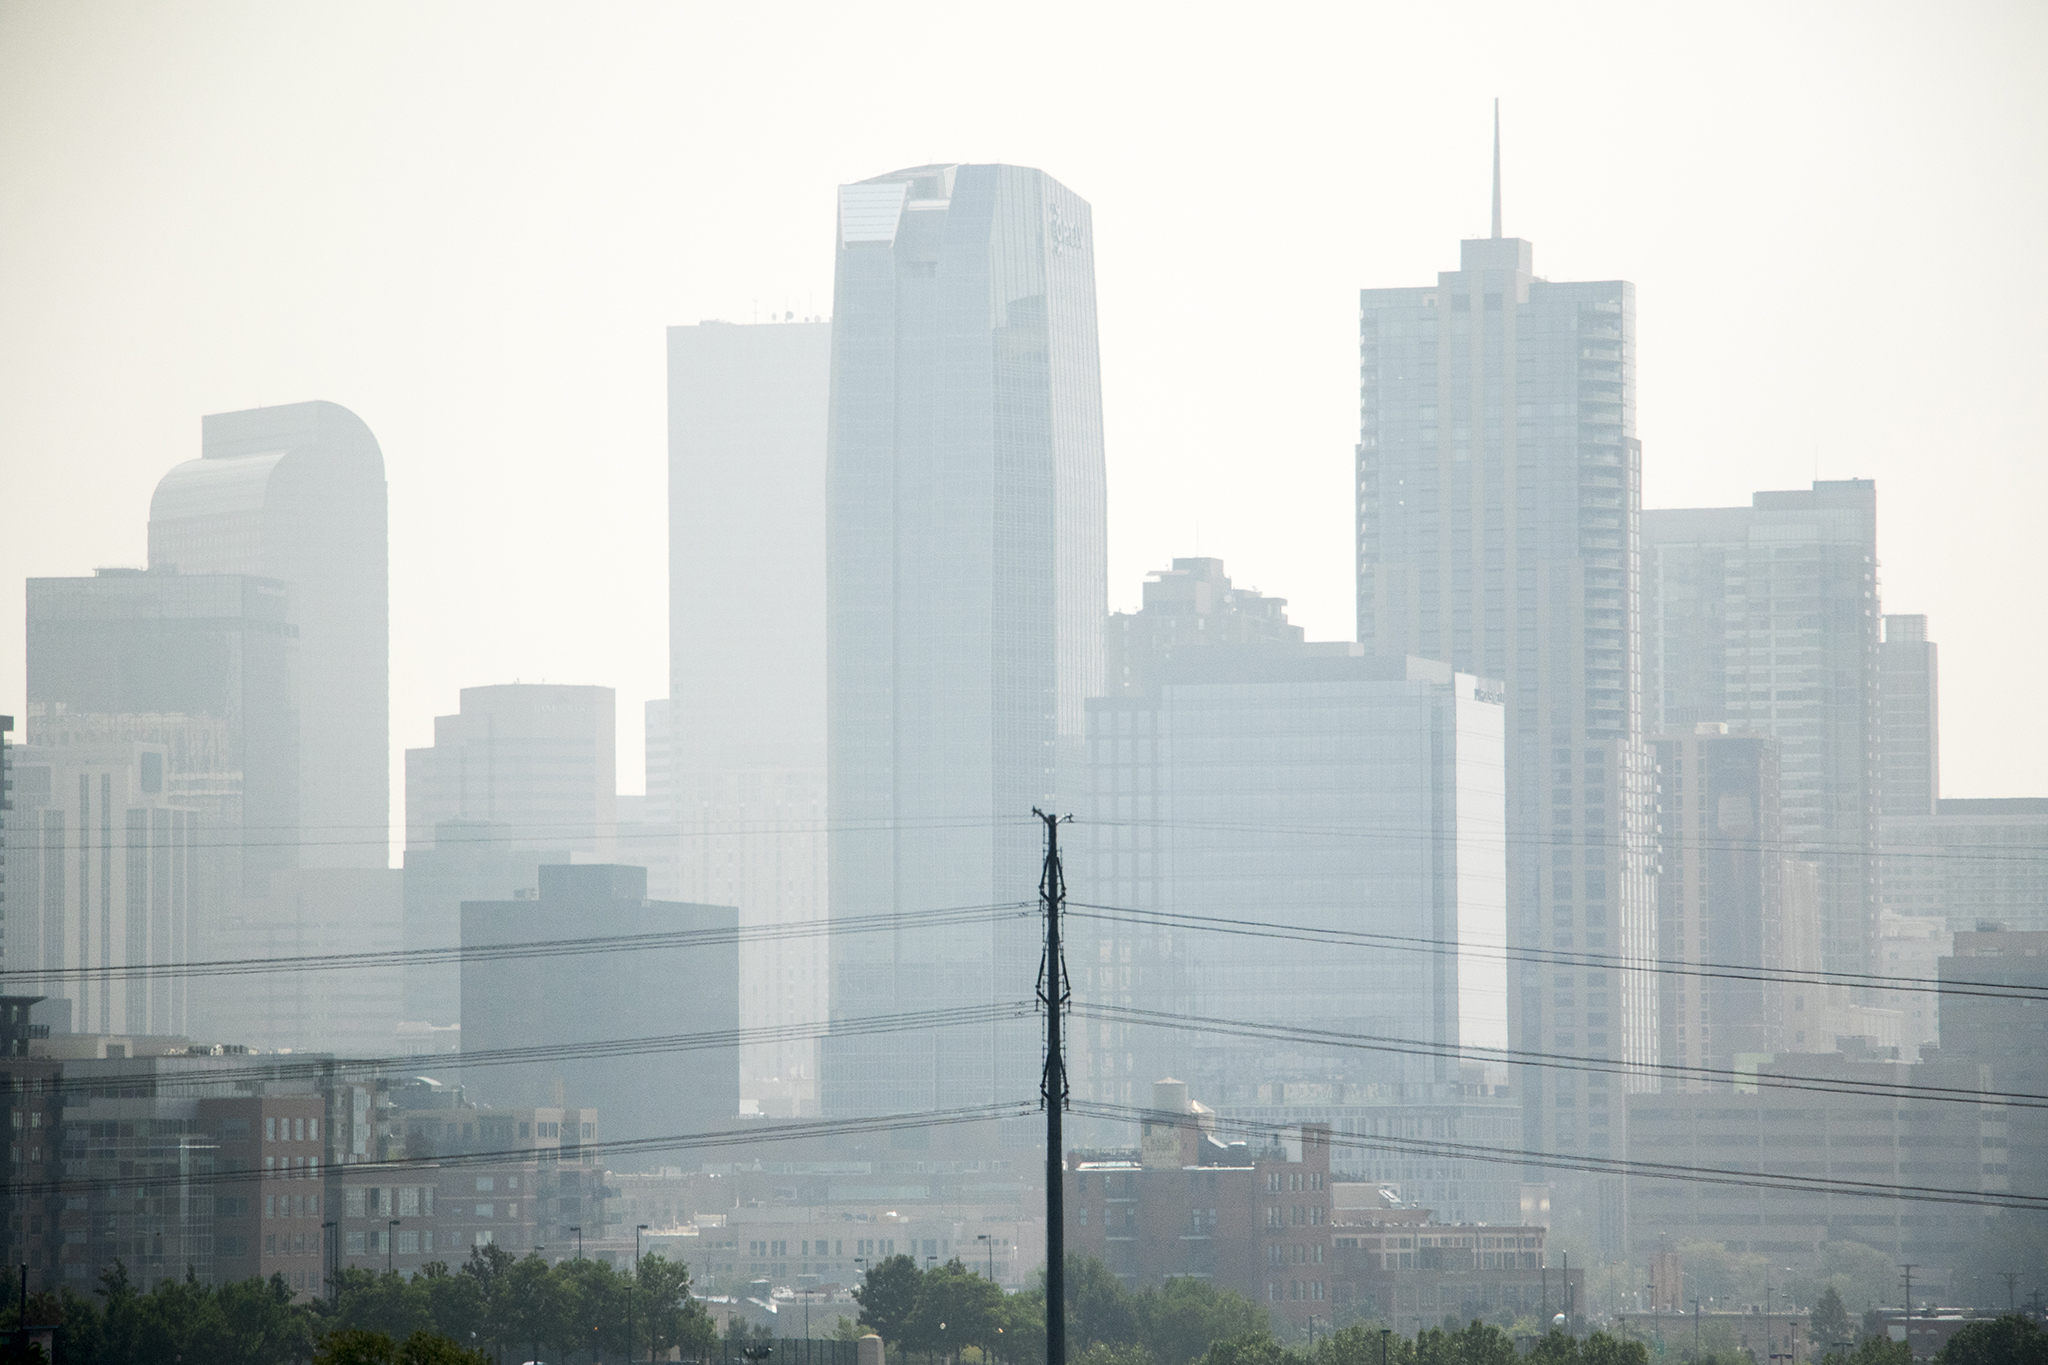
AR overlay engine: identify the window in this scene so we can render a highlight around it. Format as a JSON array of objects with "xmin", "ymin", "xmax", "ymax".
[
  {"xmin": 265, "ymin": 1118, "xmax": 276, "ymax": 1142},
  {"xmin": 476, "ymin": 1176, "xmax": 495, "ymax": 1192},
  {"xmin": 476, "ymin": 1204, "xmax": 495, "ymax": 1218},
  {"xmin": 345, "ymin": 1189, "xmax": 367, "ymax": 1218},
  {"xmin": 346, "ymin": 1232, "xmax": 366, "ymax": 1255}
]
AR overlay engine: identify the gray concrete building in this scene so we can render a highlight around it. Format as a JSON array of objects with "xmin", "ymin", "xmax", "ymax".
[
  {"xmin": 823, "ymin": 164, "xmax": 1106, "ymax": 1115},
  {"xmin": 148, "ymin": 400, "xmax": 388, "ymax": 870},
  {"xmin": 1883, "ymin": 798, "xmax": 2048, "ymax": 937},
  {"xmin": 1879, "ymin": 614, "xmax": 1939, "ymax": 818},
  {"xmin": 1104, "ymin": 557, "xmax": 1303, "ymax": 698},
  {"xmin": 460, "ymin": 864, "xmax": 738, "ymax": 1150}
]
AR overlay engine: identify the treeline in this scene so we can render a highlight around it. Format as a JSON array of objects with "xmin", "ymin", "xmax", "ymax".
[{"xmin": 0, "ymin": 1245, "xmax": 712, "ymax": 1365}]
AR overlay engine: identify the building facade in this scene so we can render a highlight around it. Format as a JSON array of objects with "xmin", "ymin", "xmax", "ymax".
[
  {"xmin": 1076, "ymin": 638, "xmax": 1507, "ymax": 1114},
  {"xmin": 25, "ymin": 567, "xmax": 297, "ymax": 898},
  {"xmin": 1643, "ymin": 482, "xmax": 1883, "ymax": 979},
  {"xmin": 1882, "ymin": 798, "xmax": 2048, "ymax": 936},
  {"xmin": 1104, "ymin": 558, "xmax": 1303, "ymax": 698},
  {"xmin": 823, "ymin": 163, "xmax": 1106, "ymax": 1114},
  {"xmin": 148, "ymin": 400, "xmax": 388, "ymax": 870},
  {"xmin": 1355, "ymin": 181, "xmax": 1655, "ymax": 1229},
  {"xmin": 460, "ymin": 864, "xmax": 738, "ymax": 1147},
  {"xmin": 1879, "ymin": 614, "xmax": 1939, "ymax": 819}
]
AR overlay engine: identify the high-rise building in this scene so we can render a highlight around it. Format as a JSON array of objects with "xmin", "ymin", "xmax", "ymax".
[
  {"xmin": 657, "ymin": 319, "xmax": 832, "ymax": 1114},
  {"xmin": 1880, "ymin": 614, "xmax": 1939, "ymax": 818},
  {"xmin": 1355, "ymin": 128, "xmax": 1653, "ymax": 1223},
  {"xmin": 1104, "ymin": 558, "xmax": 1303, "ymax": 697},
  {"xmin": 460, "ymin": 864, "xmax": 738, "ymax": 1147},
  {"xmin": 4, "ymin": 742, "xmax": 206, "ymax": 1036},
  {"xmin": 402, "ymin": 684, "xmax": 615, "ymax": 1026},
  {"xmin": 1644, "ymin": 481, "xmax": 1882, "ymax": 977},
  {"xmin": 148, "ymin": 400, "xmax": 388, "ymax": 869},
  {"xmin": 1883, "ymin": 798, "xmax": 2048, "ymax": 936},
  {"xmin": 823, "ymin": 164, "xmax": 1107, "ymax": 1114},
  {"xmin": 26, "ymin": 568, "xmax": 298, "ymax": 896}
]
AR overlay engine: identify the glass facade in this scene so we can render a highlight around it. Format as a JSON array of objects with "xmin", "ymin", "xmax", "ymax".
[
  {"xmin": 824, "ymin": 165, "xmax": 1106, "ymax": 1114},
  {"xmin": 1357, "ymin": 232, "xmax": 1654, "ymax": 1189},
  {"xmin": 1076, "ymin": 649, "xmax": 1507, "ymax": 1108}
]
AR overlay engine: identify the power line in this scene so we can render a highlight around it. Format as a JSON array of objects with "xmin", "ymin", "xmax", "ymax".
[
  {"xmin": 1069, "ymin": 902, "xmax": 2048, "ymax": 1004},
  {"xmin": 34, "ymin": 1002, "xmax": 1036, "ymax": 1098},
  {"xmin": 12, "ymin": 1103, "xmax": 1037, "ymax": 1199},
  {"xmin": 1073, "ymin": 1002, "xmax": 2048, "ymax": 1110},
  {"xmin": 5, "ymin": 900, "xmax": 1033, "ymax": 985},
  {"xmin": 1079, "ymin": 814, "xmax": 2048, "ymax": 870},
  {"xmin": 1070, "ymin": 1100, "xmax": 2048, "ymax": 1213}
]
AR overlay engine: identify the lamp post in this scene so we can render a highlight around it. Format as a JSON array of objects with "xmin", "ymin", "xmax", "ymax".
[
  {"xmin": 571, "ymin": 1225, "xmax": 583, "ymax": 1260},
  {"xmin": 1380, "ymin": 1328, "xmax": 1390, "ymax": 1365},
  {"xmin": 636, "ymin": 1224, "xmax": 651, "ymax": 1365},
  {"xmin": 977, "ymin": 1234, "xmax": 993, "ymax": 1281},
  {"xmin": 1648, "ymin": 1282, "xmax": 1659, "ymax": 1357},
  {"xmin": 387, "ymin": 1219, "xmax": 400, "ymax": 1273}
]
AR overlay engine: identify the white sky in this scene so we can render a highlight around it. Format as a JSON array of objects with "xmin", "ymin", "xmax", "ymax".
[{"xmin": 2, "ymin": 2, "xmax": 2043, "ymax": 863}]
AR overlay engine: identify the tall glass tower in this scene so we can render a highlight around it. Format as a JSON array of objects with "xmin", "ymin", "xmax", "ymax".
[
  {"xmin": 824, "ymin": 164, "xmax": 1106, "ymax": 1115},
  {"xmin": 1356, "ymin": 124, "xmax": 1654, "ymax": 1240}
]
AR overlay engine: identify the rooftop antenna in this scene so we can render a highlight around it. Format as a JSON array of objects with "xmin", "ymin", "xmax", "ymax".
[{"xmin": 1491, "ymin": 98, "xmax": 1503, "ymax": 239}]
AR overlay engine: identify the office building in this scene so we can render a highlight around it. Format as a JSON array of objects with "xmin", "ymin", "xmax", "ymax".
[
  {"xmin": 1355, "ymin": 137, "xmax": 1653, "ymax": 1232},
  {"xmin": 1104, "ymin": 558, "xmax": 1303, "ymax": 697},
  {"xmin": 823, "ymin": 164, "xmax": 1107, "ymax": 1114},
  {"xmin": 26, "ymin": 567, "xmax": 297, "ymax": 896},
  {"xmin": 1877, "ymin": 912, "xmax": 1949, "ymax": 1057},
  {"xmin": 4, "ymin": 743, "xmax": 207, "ymax": 1036},
  {"xmin": 1077, "ymin": 600, "xmax": 1507, "ymax": 1114},
  {"xmin": 148, "ymin": 400, "xmax": 388, "ymax": 870},
  {"xmin": 1882, "ymin": 798, "xmax": 2048, "ymax": 936},
  {"xmin": 1644, "ymin": 481, "xmax": 1882, "ymax": 978},
  {"xmin": 209, "ymin": 867, "xmax": 404, "ymax": 1057},
  {"xmin": 461, "ymin": 864, "xmax": 738, "ymax": 1148},
  {"xmin": 1879, "ymin": 615, "xmax": 1939, "ymax": 818},
  {"xmin": 1650, "ymin": 727, "xmax": 1795, "ymax": 1077},
  {"xmin": 403, "ymin": 684, "xmax": 615, "ymax": 1026},
  {"xmin": 1625, "ymin": 1047, "xmax": 2004, "ymax": 1268},
  {"xmin": 1938, "ymin": 928, "xmax": 2047, "ymax": 1198}
]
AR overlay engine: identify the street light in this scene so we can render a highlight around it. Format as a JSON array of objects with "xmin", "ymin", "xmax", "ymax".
[
  {"xmin": 387, "ymin": 1219, "xmax": 400, "ymax": 1273},
  {"xmin": 977, "ymin": 1234, "xmax": 994, "ymax": 1281},
  {"xmin": 321, "ymin": 1221, "xmax": 338, "ymax": 1303},
  {"xmin": 636, "ymin": 1224, "xmax": 651, "ymax": 1365},
  {"xmin": 570, "ymin": 1225, "xmax": 583, "ymax": 1260}
]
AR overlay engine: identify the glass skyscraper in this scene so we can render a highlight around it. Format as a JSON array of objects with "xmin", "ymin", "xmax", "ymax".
[
  {"xmin": 824, "ymin": 164, "xmax": 1106, "ymax": 1116},
  {"xmin": 1356, "ymin": 171, "xmax": 1655, "ymax": 1232}
]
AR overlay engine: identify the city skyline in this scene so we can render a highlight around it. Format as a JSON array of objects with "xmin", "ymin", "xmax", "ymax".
[{"xmin": 2, "ymin": 6, "xmax": 2040, "ymax": 840}]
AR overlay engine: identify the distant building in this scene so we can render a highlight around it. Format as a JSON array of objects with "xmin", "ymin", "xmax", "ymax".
[
  {"xmin": 1326, "ymin": 1202, "xmax": 1573, "ymax": 1328},
  {"xmin": 1624, "ymin": 1048, "xmax": 2003, "ymax": 1266},
  {"xmin": 1877, "ymin": 912, "xmax": 1950, "ymax": 1057},
  {"xmin": 460, "ymin": 864, "xmax": 738, "ymax": 1149},
  {"xmin": 1356, "ymin": 153, "xmax": 1654, "ymax": 1232},
  {"xmin": 1650, "ymin": 726, "xmax": 1820, "ymax": 1075},
  {"xmin": 210, "ymin": 867, "xmax": 404, "ymax": 1057},
  {"xmin": 1077, "ymin": 626, "xmax": 1507, "ymax": 1114},
  {"xmin": 1937, "ymin": 929, "xmax": 2047, "ymax": 1197},
  {"xmin": 1104, "ymin": 558, "xmax": 1302, "ymax": 697},
  {"xmin": 1882, "ymin": 798, "xmax": 2048, "ymax": 936},
  {"xmin": 404, "ymin": 684, "xmax": 616, "ymax": 1027},
  {"xmin": 148, "ymin": 400, "xmax": 388, "ymax": 870},
  {"xmin": 1644, "ymin": 482, "xmax": 1883, "ymax": 979},
  {"xmin": 1064, "ymin": 1084, "xmax": 1334, "ymax": 1327},
  {"xmin": 1879, "ymin": 614, "xmax": 1939, "ymax": 818},
  {"xmin": 4, "ymin": 741, "xmax": 207, "ymax": 1036},
  {"xmin": 824, "ymin": 164, "xmax": 1106, "ymax": 1116},
  {"xmin": 25, "ymin": 567, "xmax": 297, "ymax": 897}
]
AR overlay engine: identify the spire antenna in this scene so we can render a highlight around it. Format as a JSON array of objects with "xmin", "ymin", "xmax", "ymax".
[{"xmin": 1491, "ymin": 98, "xmax": 1502, "ymax": 239}]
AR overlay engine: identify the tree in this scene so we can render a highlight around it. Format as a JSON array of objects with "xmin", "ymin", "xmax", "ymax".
[
  {"xmin": 1195, "ymin": 1333, "xmax": 1288, "ymax": 1365},
  {"xmin": 1577, "ymin": 1334, "xmax": 1649, "ymax": 1365},
  {"xmin": 855, "ymin": 1255, "xmax": 925, "ymax": 1346},
  {"xmin": 1065, "ymin": 1257, "xmax": 1138, "ymax": 1354},
  {"xmin": 319, "ymin": 1328, "xmax": 403, "ymax": 1365},
  {"xmin": 1818, "ymin": 1338, "xmax": 1910, "ymax": 1365},
  {"xmin": 1132, "ymin": 1279, "xmax": 1266, "ymax": 1365},
  {"xmin": 398, "ymin": 1329, "xmax": 494, "ymax": 1365},
  {"xmin": 1935, "ymin": 1315, "xmax": 2048, "ymax": 1365},
  {"xmin": 637, "ymin": 1253, "xmax": 714, "ymax": 1362},
  {"xmin": 1811, "ymin": 1286, "xmax": 1853, "ymax": 1352},
  {"xmin": 906, "ymin": 1259, "xmax": 1008, "ymax": 1361}
]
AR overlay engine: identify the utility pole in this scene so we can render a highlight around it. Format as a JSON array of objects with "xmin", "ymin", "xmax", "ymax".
[
  {"xmin": 1035, "ymin": 809, "xmax": 1071, "ymax": 1365},
  {"xmin": 2003, "ymin": 1272, "xmax": 2020, "ymax": 1313},
  {"xmin": 1900, "ymin": 1265, "xmax": 1916, "ymax": 1319}
]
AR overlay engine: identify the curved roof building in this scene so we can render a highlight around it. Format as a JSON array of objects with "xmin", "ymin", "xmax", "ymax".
[{"xmin": 149, "ymin": 400, "xmax": 389, "ymax": 869}]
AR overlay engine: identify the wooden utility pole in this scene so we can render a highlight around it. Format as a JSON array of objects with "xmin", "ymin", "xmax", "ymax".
[{"xmin": 1035, "ymin": 809, "xmax": 1071, "ymax": 1365}]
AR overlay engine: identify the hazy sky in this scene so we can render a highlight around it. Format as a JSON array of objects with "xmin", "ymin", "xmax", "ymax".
[{"xmin": 2, "ymin": 3, "xmax": 2043, "ymax": 860}]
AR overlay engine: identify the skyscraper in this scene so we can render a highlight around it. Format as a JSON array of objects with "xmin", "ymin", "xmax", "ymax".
[
  {"xmin": 657, "ymin": 320, "xmax": 831, "ymax": 1113},
  {"xmin": 1355, "ymin": 121, "xmax": 1654, "ymax": 1217},
  {"xmin": 824, "ymin": 163, "xmax": 1107, "ymax": 1114},
  {"xmin": 1879, "ymin": 613, "xmax": 1939, "ymax": 818},
  {"xmin": 1643, "ymin": 480, "xmax": 1882, "ymax": 976},
  {"xmin": 148, "ymin": 400, "xmax": 388, "ymax": 870}
]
